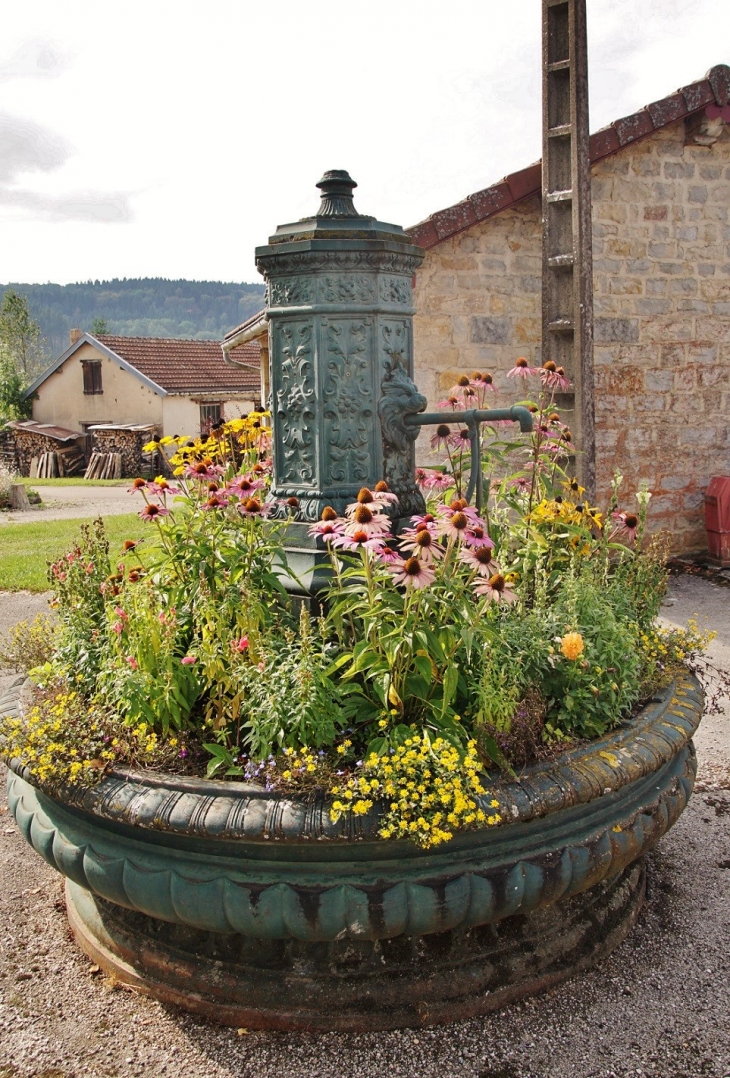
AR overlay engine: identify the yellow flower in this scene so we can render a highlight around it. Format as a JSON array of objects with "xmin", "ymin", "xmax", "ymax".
[{"xmin": 560, "ymin": 632, "xmax": 585, "ymax": 660}]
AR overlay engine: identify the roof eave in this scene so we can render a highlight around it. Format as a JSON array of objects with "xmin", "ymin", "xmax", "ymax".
[
  {"xmin": 407, "ymin": 64, "xmax": 730, "ymax": 251},
  {"xmin": 22, "ymin": 333, "xmax": 168, "ymax": 399}
]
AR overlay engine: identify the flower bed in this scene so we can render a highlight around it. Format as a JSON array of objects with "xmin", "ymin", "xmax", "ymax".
[{"xmin": 0, "ymin": 365, "xmax": 713, "ymax": 1027}]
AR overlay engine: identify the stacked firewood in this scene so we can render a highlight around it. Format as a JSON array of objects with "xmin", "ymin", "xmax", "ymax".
[
  {"xmin": 32, "ymin": 446, "xmax": 86, "ymax": 478},
  {"xmin": 84, "ymin": 452, "xmax": 123, "ymax": 480}
]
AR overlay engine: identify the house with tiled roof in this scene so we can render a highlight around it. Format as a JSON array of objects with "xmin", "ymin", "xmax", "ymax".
[
  {"xmin": 24, "ymin": 330, "xmax": 263, "ymax": 440},
  {"xmin": 407, "ymin": 63, "xmax": 730, "ymax": 553}
]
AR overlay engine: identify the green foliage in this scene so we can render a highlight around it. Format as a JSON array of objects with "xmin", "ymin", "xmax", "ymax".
[
  {"xmin": 0, "ymin": 612, "xmax": 57, "ymax": 672},
  {"xmin": 48, "ymin": 518, "xmax": 111, "ymax": 693},
  {"xmin": 0, "ymin": 289, "xmax": 47, "ymax": 379},
  {"xmin": 0, "ymin": 278, "xmax": 265, "ymax": 357},
  {"xmin": 541, "ymin": 572, "xmax": 643, "ymax": 739},
  {"xmin": 0, "ymin": 513, "xmax": 146, "ymax": 592}
]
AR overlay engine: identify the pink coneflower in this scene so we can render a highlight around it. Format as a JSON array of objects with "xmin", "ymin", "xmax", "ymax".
[
  {"xmin": 239, "ymin": 497, "xmax": 270, "ymax": 517},
  {"xmin": 184, "ymin": 461, "xmax": 223, "ymax": 481},
  {"xmin": 541, "ymin": 361, "xmax": 571, "ymax": 390},
  {"xmin": 398, "ymin": 526, "xmax": 444, "ymax": 562},
  {"xmin": 430, "ymin": 423, "xmax": 453, "ymax": 450},
  {"xmin": 371, "ymin": 481, "xmax": 399, "ymax": 511},
  {"xmin": 202, "ymin": 493, "xmax": 229, "ymax": 510},
  {"xmin": 443, "ymin": 510, "xmax": 471, "ymax": 541},
  {"xmin": 331, "ymin": 530, "xmax": 387, "ymax": 554},
  {"xmin": 459, "ymin": 545, "xmax": 500, "ymax": 576},
  {"xmin": 128, "ymin": 477, "xmax": 148, "ymax": 493},
  {"xmin": 436, "ymin": 395, "xmax": 465, "ymax": 411},
  {"xmin": 612, "ymin": 510, "xmax": 639, "ymax": 542},
  {"xmin": 344, "ymin": 503, "xmax": 391, "ymax": 538},
  {"xmin": 226, "ymin": 475, "xmax": 265, "ymax": 497},
  {"xmin": 377, "ymin": 544, "xmax": 402, "ymax": 565},
  {"xmin": 233, "ymin": 636, "xmax": 249, "ymax": 652},
  {"xmin": 389, "ymin": 555, "xmax": 437, "ymax": 589},
  {"xmin": 346, "ymin": 485, "xmax": 399, "ymax": 515},
  {"xmin": 507, "ymin": 357, "xmax": 540, "ymax": 379},
  {"xmin": 463, "ymin": 523, "xmax": 495, "ymax": 549},
  {"xmin": 147, "ymin": 479, "xmax": 179, "ymax": 496},
  {"xmin": 420, "ymin": 470, "xmax": 454, "ymax": 492},
  {"xmin": 308, "ymin": 519, "xmax": 345, "ymax": 540},
  {"xmin": 509, "ymin": 476, "xmax": 532, "ymax": 494},
  {"xmin": 139, "ymin": 502, "xmax": 169, "ymax": 521},
  {"xmin": 436, "ymin": 500, "xmax": 481, "ymax": 525},
  {"xmin": 410, "ymin": 512, "xmax": 439, "ymax": 530},
  {"xmin": 474, "ymin": 573, "xmax": 517, "ymax": 603},
  {"xmin": 181, "ymin": 655, "xmax": 197, "ymax": 665}
]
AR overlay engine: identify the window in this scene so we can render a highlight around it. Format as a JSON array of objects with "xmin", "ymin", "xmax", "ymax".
[
  {"xmin": 81, "ymin": 361, "xmax": 103, "ymax": 395},
  {"xmin": 200, "ymin": 403, "xmax": 222, "ymax": 437}
]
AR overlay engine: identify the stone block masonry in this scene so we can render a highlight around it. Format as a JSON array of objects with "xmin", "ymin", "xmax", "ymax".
[{"xmin": 413, "ymin": 120, "xmax": 730, "ymax": 554}]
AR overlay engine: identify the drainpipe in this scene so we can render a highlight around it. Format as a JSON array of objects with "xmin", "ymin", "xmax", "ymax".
[{"xmin": 221, "ymin": 312, "xmax": 269, "ymax": 410}]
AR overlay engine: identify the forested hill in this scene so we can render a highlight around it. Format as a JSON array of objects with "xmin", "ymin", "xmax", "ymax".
[{"xmin": 0, "ymin": 279, "xmax": 266, "ymax": 358}]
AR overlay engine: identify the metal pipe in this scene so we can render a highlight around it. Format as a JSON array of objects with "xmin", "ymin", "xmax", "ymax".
[{"xmin": 403, "ymin": 406, "xmax": 533, "ymax": 512}]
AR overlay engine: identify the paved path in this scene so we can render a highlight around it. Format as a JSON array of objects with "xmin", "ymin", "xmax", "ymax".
[
  {"xmin": 0, "ymin": 484, "xmax": 135, "ymax": 525},
  {"xmin": 0, "ymin": 575, "xmax": 728, "ymax": 1078}
]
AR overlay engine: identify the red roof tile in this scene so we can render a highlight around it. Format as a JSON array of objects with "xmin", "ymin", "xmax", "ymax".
[
  {"xmin": 96, "ymin": 336, "xmax": 261, "ymax": 396},
  {"xmin": 407, "ymin": 65, "xmax": 730, "ymax": 250}
]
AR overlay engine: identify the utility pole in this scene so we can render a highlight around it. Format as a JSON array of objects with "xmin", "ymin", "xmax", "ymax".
[{"xmin": 541, "ymin": 0, "xmax": 595, "ymax": 498}]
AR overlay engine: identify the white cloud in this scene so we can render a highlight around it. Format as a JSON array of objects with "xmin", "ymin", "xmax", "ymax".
[{"xmin": 0, "ymin": 38, "xmax": 69, "ymax": 82}]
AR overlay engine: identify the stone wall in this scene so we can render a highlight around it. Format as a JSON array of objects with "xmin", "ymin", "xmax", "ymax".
[{"xmin": 413, "ymin": 120, "xmax": 730, "ymax": 553}]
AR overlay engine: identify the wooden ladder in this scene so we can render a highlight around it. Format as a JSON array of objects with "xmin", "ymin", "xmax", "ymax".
[{"xmin": 541, "ymin": 0, "xmax": 595, "ymax": 497}]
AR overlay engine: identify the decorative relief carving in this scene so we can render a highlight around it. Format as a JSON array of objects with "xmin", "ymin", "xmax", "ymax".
[
  {"xmin": 378, "ymin": 320, "xmax": 426, "ymax": 508},
  {"xmin": 274, "ymin": 321, "xmax": 316, "ymax": 486},
  {"xmin": 379, "ymin": 276, "xmax": 412, "ymax": 305},
  {"xmin": 321, "ymin": 275, "xmax": 375, "ymax": 304},
  {"xmin": 322, "ymin": 320, "xmax": 373, "ymax": 485},
  {"xmin": 270, "ymin": 277, "xmax": 314, "ymax": 306},
  {"xmin": 257, "ymin": 250, "xmax": 422, "ymax": 279}
]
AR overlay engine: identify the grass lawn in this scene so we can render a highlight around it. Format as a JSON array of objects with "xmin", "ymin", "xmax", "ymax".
[
  {"xmin": 0, "ymin": 514, "xmax": 150, "ymax": 592},
  {"xmin": 18, "ymin": 477, "xmax": 129, "ymax": 487}
]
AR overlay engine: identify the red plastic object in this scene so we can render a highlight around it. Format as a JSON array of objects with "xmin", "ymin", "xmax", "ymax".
[{"xmin": 705, "ymin": 476, "xmax": 730, "ymax": 566}]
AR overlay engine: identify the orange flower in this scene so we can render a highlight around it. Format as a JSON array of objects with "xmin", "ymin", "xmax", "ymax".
[{"xmin": 560, "ymin": 632, "xmax": 585, "ymax": 660}]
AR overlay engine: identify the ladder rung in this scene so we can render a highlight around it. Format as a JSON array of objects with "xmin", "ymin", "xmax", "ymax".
[
  {"xmin": 548, "ymin": 123, "xmax": 572, "ymax": 137},
  {"xmin": 547, "ymin": 253, "xmax": 574, "ymax": 268},
  {"xmin": 548, "ymin": 318, "xmax": 575, "ymax": 334},
  {"xmin": 547, "ymin": 189, "xmax": 573, "ymax": 203},
  {"xmin": 547, "ymin": 59, "xmax": 571, "ymax": 72}
]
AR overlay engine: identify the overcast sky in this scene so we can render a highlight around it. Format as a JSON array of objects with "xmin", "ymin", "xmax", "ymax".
[{"xmin": 1, "ymin": 0, "xmax": 728, "ymax": 286}]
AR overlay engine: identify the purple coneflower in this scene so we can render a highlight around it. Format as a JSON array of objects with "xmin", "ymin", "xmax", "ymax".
[
  {"xmin": 139, "ymin": 502, "xmax": 169, "ymax": 521},
  {"xmin": 507, "ymin": 357, "xmax": 539, "ymax": 379},
  {"xmin": 612, "ymin": 510, "xmax": 639, "ymax": 542},
  {"xmin": 344, "ymin": 503, "xmax": 391, "ymax": 538},
  {"xmin": 308, "ymin": 519, "xmax": 344, "ymax": 540},
  {"xmin": 436, "ymin": 395, "xmax": 465, "ymax": 411},
  {"xmin": 459, "ymin": 545, "xmax": 500, "ymax": 576},
  {"xmin": 541, "ymin": 361, "xmax": 571, "ymax": 390},
  {"xmin": 389, "ymin": 555, "xmax": 436, "ymax": 589},
  {"xmin": 473, "ymin": 573, "xmax": 517, "ymax": 603},
  {"xmin": 331, "ymin": 530, "xmax": 386, "ymax": 554},
  {"xmin": 463, "ymin": 523, "xmax": 495, "ymax": 549},
  {"xmin": 399, "ymin": 526, "xmax": 444, "ymax": 563}
]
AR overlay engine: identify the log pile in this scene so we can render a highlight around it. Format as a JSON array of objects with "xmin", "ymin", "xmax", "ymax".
[
  {"xmin": 0, "ymin": 429, "xmax": 18, "ymax": 473},
  {"xmin": 89, "ymin": 425, "xmax": 157, "ymax": 479},
  {"xmin": 32, "ymin": 446, "xmax": 86, "ymax": 478},
  {"xmin": 84, "ymin": 452, "xmax": 123, "ymax": 480},
  {"xmin": 11, "ymin": 426, "xmax": 86, "ymax": 477}
]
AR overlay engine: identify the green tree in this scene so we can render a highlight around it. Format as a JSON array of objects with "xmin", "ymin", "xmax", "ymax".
[
  {"xmin": 91, "ymin": 317, "xmax": 109, "ymax": 335},
  {"xmin": 0, "ymin": 350, "xmax": 32, "ymax": 419},
  {"xmin": 0, "ymin": 290, "xmax": 46, "ymax": 379}
]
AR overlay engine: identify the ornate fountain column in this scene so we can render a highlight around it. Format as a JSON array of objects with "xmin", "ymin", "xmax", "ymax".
[{"xmin": 256, "ymin": 171, "xmax": 427, "ymax": 523}]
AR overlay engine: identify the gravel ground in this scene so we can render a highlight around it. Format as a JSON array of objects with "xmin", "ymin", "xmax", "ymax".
[
  {"xmin": 0, "ymin": 575, "xmax": 728, "ymax": 1078},
  {"xmin": 0, "ymin": 485, "xmax": 133, "ymax": 525}
]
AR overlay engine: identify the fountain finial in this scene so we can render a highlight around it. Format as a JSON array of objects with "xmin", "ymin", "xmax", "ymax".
[{"xmin": 315, "ymin": 170, "xmax": 358, "ymax": 217}]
